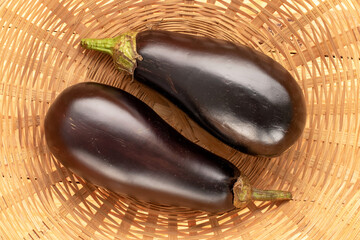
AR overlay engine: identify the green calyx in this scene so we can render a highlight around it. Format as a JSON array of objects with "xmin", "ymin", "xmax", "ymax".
[
  {"xmin": 233, "ymin": 175, "xmax": 292, "ymax": 209},
  {"xmin": 81, "ymin": 32, "xmax": 143, "ymax": 74}
]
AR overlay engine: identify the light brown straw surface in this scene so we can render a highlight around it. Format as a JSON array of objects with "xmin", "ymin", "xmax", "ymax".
[{"xmin": 1, "ymin": 0, "xmax": 360, "ymax": 239}]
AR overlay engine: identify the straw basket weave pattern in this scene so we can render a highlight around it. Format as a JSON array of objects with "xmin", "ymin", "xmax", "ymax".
[{"xmin": 1, "ymin": 0, "xmax": 359, "ymax": 239}]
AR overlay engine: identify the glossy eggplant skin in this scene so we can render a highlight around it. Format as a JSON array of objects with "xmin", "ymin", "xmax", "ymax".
[
  {"xmin": 133, "ymin": 30, "xmax": 306, "ymax": 157},
  {"xmin": 44, "ymin": 82, "xmax": 240, "ymax": 213}
]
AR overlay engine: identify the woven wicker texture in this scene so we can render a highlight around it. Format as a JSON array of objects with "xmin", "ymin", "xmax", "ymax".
[{"xmin": 1, "ymin": 0, "xmax": 359, "ymax": 239}]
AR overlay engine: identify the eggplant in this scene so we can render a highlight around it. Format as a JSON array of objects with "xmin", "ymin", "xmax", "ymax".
[
  {"xmin": 81, "ymin": 30, "xmax": 306, "ymax": 157},
  {"xmin": 44, "ymin": 82, "xmax": 291, "ymax": 213}
]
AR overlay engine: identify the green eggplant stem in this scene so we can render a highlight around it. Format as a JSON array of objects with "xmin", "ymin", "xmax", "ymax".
[
  {"xmin": 251, "ymin": 188, "xmax": 292, "ymax": 201},
  {"xmin": 81, "ymin": 32, "xmax": 142, "ymax": 74},
  {"xmin": 233, "ymin": 175, "xmax": 292, "ymax": 209},
  {"xmin": 80, "ymin": 37, "xmax": 118, "ymax": 56}
]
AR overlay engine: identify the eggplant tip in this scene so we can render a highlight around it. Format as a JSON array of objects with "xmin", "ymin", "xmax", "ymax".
[{"xmin": 233, "ymin": 175, "xmax": 293, "ymax": 209}]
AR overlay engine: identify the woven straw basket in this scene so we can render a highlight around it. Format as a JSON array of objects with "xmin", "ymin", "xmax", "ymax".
[{"xmin": 1, "ymin": 0, "xmax": 360, "ymax": 239}]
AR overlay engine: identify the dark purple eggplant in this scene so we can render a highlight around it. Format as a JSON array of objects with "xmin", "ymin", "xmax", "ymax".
[
  {"xmin": 81, "ymin": 30, "xmax": 306, "ymax": 157},
  {"xmin": 44, "ymin": 82, "xmax": 291, "ymax": 213}
]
